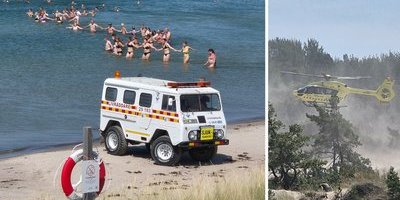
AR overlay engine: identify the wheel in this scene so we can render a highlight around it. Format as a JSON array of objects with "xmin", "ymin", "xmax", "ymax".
[
  {"xmin": 150, "ymin": 135, "xmax": 182, "ymax": 166},
  {"xmin": 105, "ymin": 126, "xmax": 128, "ymax": 156},
  {"xmin": 189, "ymin": 146, "xmax": 218, "ymax": 162}
]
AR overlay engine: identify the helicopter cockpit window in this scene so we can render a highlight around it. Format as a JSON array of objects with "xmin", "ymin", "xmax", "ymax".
[
  {"xmin": 305, "ymin": 86, "xmax": 319, "ymax": 94},
  {"xmin": 297, "ymin": 87, "xmax": 307, "ymax": 94}
]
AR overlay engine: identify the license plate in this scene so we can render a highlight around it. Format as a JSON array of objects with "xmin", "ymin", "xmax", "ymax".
[{"xmin": 200, "ymin": 127, "xmax": 214, "ymax": 141}]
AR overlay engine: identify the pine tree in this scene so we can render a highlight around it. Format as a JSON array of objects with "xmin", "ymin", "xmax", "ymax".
[
  {"xmin": 386, "ymin": 167, "xmax": 400, "ymax": 200},
  {"xmin": 306, "ymin": 97, "xmax": 371, "ymax": 184},
  {"xmin": 269, "ymin": 103, "xmax": 325, "ymax": 190}
]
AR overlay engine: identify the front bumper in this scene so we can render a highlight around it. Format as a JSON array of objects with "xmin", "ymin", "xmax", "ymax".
[{"xmin": 177, "ymin": 139, "xmax": 229, "ymax": 148}]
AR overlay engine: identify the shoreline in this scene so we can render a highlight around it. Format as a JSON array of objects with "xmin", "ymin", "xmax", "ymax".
[
  {"xmin": 0, "ymin": 119, "xmax": 265, "ymax": 200},
  {"xmin": 0, "ymin": 117, "xmax": 265, "ymax": 161}
]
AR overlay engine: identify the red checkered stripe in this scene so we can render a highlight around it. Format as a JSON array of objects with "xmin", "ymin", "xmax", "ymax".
[{"xmin": 101, "ymin": 100, "xmax": 179, "ymax": 123}]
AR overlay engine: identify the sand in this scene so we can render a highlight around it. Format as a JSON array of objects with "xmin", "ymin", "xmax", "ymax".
[{"xmin": 0, "ymin": 120, "xmax": 265, "ymax": 200}]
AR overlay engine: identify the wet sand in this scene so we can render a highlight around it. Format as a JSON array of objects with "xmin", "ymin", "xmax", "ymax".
[{"xmin": 0, "ymin": 120, "xmax": 265, "ymax": 200}]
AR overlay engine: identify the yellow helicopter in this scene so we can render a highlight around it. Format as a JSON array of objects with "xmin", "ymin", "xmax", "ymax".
[{"xmin": 281, "ymin": 71, "xmax": 395, "ymax": 106}]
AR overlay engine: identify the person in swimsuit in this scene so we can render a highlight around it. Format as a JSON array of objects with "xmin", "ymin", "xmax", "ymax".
[
  {"xmin": 106, "ymin": 24, "xmax": 117, "ymax": 35},
  {"xmin": 129, "ymin": 26, "xmax": 137, "ymax": 36},
  {"xmin": 204, "ymin": 49, "xmax": 217, "ymax": 68},
  {"xmin": 66, "ymin": 21, "xmax": 83, "ymax": 31},
  {"xmin": 180, "ymin": 41, "xmax": 195, "ymax": 64},
  {"xmin": 113, "ymin": 37, "xmax": 124, "ymax": 56},
  {"xmin": 126, "ymin": 37, "xmax": 135, "ymax": 59},
  {"xmin": 119, "ymin": 23, "xmax": 128, "ymax": 35},
  {"xmin": 164, "ymin": 28, "xmax": 171, "ymax": 41},
  {"xmin": 161, "ymin": 38, "xmax": 179, "ymax": 63},
  {"xmin": 141, "ymin": 38, "xmax": 161, "ymax": 60},
  {"xmin": 26, "ymin": 9, "xmax": 34, "ymax": 17},
  {"xmin": 104, "ymin": 37, "xmax": 113, "ymax": 52},
  {"xmin": 85, "ymin": 19, "xmax": 103, "ymax": 32},
  {"xmin": 54, "ymin": 10, "xmax": 63, "ymax": 23}
]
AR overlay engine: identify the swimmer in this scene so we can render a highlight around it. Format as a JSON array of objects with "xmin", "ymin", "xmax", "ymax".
[
  {"xmin": 128, "ymin": 26, "xmax": 138, "ymax": 35},
  {"xmin": 85, "ymin": 19, "xmax": 103, "ymax": 33},
  {"xmin": 141, "ymin": 38, "xmax": 161, "ymax": 60},
  {"xmin": 204, "ymin": 49, "xmax": 217, "ymax": 68},
  {"xmin": 164, "ymin": 28, "xmax": 171, "ymax": 41},
  {"xmin": 113, "ymin": 37, "xmax": 124, "ymax": 56},
  {"xmin": 126, "ymin": 37, "xmax": 137, "ymax": 59},
  {"xmin": 54, "ymin": 10, "xmax": 63, "ymax": 23},
  {"xmin": 180, "ymin": 41, "xmax": 195, "ymax": 64},
  {"xmin": 104, "ymin": 37, "xmax": 113, "ymax": 52},
  {"xmin": 106, "ymin": 23, "xmax": 117, "ymax": 35},
  {"xmin": 69, "ymin": 9, "xmax": 81, "ymax": 24},
  {"xmin": 119, "ymin": 23, "xmax": 127, "ymax": 35},
  {"xmin": 160, "ymin": 38, "xmax": 179, "ymax": 63},
  {"xmin": 66, "ymin": 21, "xmax": 83, "ymax": 31},
  {"xmin": 89, "ymin": 9, "xmax": 96, "ymax": 17},
  {"xmin": 140, "ymin": 24, "xmax": 146, "ymax": 39},
  {"xmin": 26, "ymin": 9, "xmax": 34, "ymax": 17}
]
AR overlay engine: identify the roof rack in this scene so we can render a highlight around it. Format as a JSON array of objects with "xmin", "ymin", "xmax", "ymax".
[{"xmin": 167, "ymin": 81, "xmax": 211, "ymax": 88}]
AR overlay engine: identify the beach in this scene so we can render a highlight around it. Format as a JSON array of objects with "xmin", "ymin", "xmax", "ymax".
[
  {"xmin": 0, "ymin": 0, "xmax": 265, "ymax": 157},
  {"xmin": 0, "ymin": 120, "xmax": 265, "ymax": 200}
]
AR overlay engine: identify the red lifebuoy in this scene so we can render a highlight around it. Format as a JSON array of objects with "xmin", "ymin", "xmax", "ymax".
[{"xmin": 61, "ymin": 149, "xmax": 106, "ymax": 199}]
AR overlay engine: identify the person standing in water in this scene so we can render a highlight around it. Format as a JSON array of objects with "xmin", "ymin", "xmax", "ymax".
[
  {"xmin": 106, "ymin": 23, "xmax": 118, "ymax": 35},
  {"xmin": 113, "ymin": 37, "xmax": 124, "ymax": 56},
  {"xmin": 204, "ymin": 49, "xmax": 217, "ymax": 68},
  {"xmin": 66, "ymin": 21, "xmax": 83, "ymax": 31},
  {"xmin": 180, "ymin": 41, "xmax": 195, "ymax": 64},
  {"xmin": 161, "ymin": 38, "xmax": 179, "ymax": 63},
  {"xmin": 119, "ymin": 23, "xmax": 128, "ymax": 35},
  {"xmin": 126, "ymin": 37, "xmax": 136, "ymax": 59},
  {"xmin": 26, "ymin": 9, "xmax": 34, "ymax": 17},
  {"xmin": 85, "ymin": 19, "xmax": 103, "ymax": 32},
  {"xmin": 104, "ymin": 37, "xmax": 113, "ymax": 52},
  {"xmin": 141, "ymin": 38, "xmax": 161, "ymax": 60}
]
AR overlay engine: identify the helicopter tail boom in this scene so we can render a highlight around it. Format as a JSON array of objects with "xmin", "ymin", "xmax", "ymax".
[{"xmin": 347, "ymin": 78, "xmax": 395, "ymax": 102}]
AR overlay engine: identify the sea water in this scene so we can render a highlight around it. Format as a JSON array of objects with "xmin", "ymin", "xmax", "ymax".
[{"xmin": 0, "ymin": 0, "xmax": 264, "ymax": 158}]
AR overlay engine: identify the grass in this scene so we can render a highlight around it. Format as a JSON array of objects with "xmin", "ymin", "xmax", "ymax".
[{"xmin": 101, "ymin": 166, "xmax": 265, "ymax": 200}]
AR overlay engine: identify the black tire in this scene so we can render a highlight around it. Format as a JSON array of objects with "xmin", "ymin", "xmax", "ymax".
[
  {"xmin": 105, "ymin": 126, "xmax": 128, "ymax": 156},
  {"xmin": 150, "ymin": 135, "xmax": 182, "ymax": 166},
  {"xmin": 189, "ymin": 146, "xmax": 218, "ymax": 162}
]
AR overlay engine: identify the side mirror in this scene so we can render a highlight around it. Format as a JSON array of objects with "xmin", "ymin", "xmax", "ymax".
[{"xmin": 168, "ymin": 97, "xmax": 174, "ymax": 106}]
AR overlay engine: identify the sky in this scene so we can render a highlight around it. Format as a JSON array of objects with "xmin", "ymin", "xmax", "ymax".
[{"xmin": 269, "ymin": 0, "xmax": 400, "ymax": 59}]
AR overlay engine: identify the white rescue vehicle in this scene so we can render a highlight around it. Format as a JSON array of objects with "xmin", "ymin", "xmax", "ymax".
[{"xmin": 100, "ymin": 72, "xmax": 229, "ymax": 165}]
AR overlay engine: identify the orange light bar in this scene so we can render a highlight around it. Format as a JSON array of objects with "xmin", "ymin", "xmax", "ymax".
[
  {"xmin": 114, "ymin": 70, "xmax": 121, "ymax": 78},
  {"xmin": 167, "ymin": 81, "xmax": 211, "ymax": 88}
]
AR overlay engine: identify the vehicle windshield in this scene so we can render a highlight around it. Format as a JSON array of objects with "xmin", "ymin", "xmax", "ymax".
[{"xmin": 180, "ymin": 94, "xmax": 221, "ymax": 112}]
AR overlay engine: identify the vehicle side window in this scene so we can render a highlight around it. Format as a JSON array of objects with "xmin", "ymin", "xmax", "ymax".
[
  {"xmin": 162, "ymin": 95, "xmax": 176, "ymax": 112},
  {"xmin": 123, "ymin": 90, "xmax": 136, "ymax": 104},
  {"xmin": 139, "ymin": 93, "xmax": 152, "ymax": 107},
  {"xmin": 105, "ymin": 87, "xmax": 117, "ymax": 101}
]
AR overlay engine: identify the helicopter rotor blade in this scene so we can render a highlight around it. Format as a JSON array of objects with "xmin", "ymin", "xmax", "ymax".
[
  {"xmin": 280, "ymin": 71, "xmax": 325, "ymax": 78},
  {"xmin": 336, "ymin": 76, "xmax": 372, "ymax": 80}
]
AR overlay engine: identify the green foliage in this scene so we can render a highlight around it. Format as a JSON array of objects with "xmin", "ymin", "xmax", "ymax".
[
  {"xmin": 269, "ymin": 103, "xmax": 326, "ymax": 190},
  {"xmin": 306, "ymin": 98, "xmax": 372, "ymax": 185},
  {"xmin": 386, "ymin": 167, "xmax": 400, "ymax": 200}
]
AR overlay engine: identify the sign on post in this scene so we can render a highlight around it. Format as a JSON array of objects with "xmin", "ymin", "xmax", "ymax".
[{"xmin": 82, "ymin": 160, "xmax": 100, "ymax": 193}]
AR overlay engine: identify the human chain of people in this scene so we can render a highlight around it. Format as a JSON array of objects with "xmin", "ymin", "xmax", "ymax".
[{"xmin": 26, "ymin": 2, "xmax": 217, "ymax": 68}]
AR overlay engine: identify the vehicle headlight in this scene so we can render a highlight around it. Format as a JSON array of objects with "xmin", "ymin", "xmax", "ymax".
[
  {"xmin": 215, "ymin": 129, "xmax": 224, "ymax": 139},
  {"xmin": 188, "ymin": 131, "xmax": 197, "ymax": 141}
]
